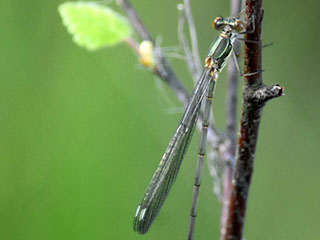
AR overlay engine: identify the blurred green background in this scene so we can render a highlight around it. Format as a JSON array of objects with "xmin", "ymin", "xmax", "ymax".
[{"xmin": 1, "ymin": 0, "xmax": 319, "ymax": 239}]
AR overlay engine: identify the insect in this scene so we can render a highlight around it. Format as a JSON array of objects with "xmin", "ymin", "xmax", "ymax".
[{"xmin": 133, "ymin": 15, "xmax": 250, "ymax": 237}]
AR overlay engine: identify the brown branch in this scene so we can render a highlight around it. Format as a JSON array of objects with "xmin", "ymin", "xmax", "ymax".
[{"xmin": 223, "ymin": 1, "xmax": 284, "ymax": 240}]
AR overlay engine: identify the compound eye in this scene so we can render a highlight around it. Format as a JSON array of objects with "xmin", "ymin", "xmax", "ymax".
[
  {"xmin": 235, "ymin": 19, "xmax": 245, "ymax": 33},
  {"xmin": 212, "ymin": 17, "xmax": 224, "ymax": 30}
]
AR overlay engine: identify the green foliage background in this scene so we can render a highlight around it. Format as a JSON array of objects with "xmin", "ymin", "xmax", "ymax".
[{"xmin": 1, "ymin": 0, "xmax": 319, "ymax": 239}]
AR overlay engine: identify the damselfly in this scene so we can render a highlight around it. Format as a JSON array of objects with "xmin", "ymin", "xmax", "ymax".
[{"xmin": 133, "ymin": 15, "xmax": 247, "ymax": 237}]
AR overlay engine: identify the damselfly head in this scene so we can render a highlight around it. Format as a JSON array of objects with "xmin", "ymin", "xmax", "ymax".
[
  {"xmin": 212, "ymin": 16, "xmax": 245, "ymax": 34},
  {"xmin": 212, "ymin": 17, "xmax": 225, "ymax": 31}
]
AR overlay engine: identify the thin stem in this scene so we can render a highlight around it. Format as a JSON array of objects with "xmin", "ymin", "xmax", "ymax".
[
  {"xmin": 223, "ymin": 1, "xmax": 284, "ymax": 240},
  {"xmin": 177, "ymin": 4, "xmax": 199, "ymax": 82},
  {"xmin": 220, "ymin": 1, "xmax": 242, "ymax": 239},
  {"xmin": 183, "ymin": 0, "xmax": 202, "ymax": 79}
]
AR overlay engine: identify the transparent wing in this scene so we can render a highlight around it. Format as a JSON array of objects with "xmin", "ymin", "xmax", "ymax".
[{"xmin": 133, "ymin": 68, "xmax": 212, "ymax": 234}]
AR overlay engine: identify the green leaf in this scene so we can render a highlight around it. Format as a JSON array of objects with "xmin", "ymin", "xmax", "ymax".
[{"xmin": 58, "ymin": 1, "xmax": 132, "ymax": 50}]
